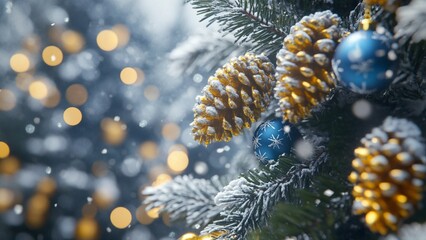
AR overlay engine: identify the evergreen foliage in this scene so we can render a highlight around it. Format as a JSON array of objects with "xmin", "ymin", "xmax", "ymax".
[{"xmin": 145, "ymin": 0, "xmax": 426, "ymax": 239}]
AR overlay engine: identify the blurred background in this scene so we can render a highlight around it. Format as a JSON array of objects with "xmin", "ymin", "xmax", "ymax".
[{"xmin": 0, "ymin": 0, "xmax": 250, "ymax": 239}]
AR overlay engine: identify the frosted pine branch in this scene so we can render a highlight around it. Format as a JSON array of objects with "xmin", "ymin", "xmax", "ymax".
[
  {"xmin": 202, "ymin": 153, "xmax": 328, "ymax": 240},
  {"xmin": 185, "ymin": 0, "xmax": 293, "ymax": 53},
  {"xmin": 168, "ymin": 34, "xmax": 248, "ymax": 76},
  {"xmin": 143, "ymin": 175, "xmax": 228, "ymax": 228},
  {"xmin": 396, "ymin": 0, "xmax": 426, "ymax": 42}
]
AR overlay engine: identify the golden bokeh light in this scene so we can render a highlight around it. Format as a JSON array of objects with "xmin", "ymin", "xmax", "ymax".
[
  {"xmin": 26, "ymin": 193, "xmax": 50, "ymax": 229},
  {"xmin": 168, "ymin": 144, "xmax": 188, "ymax": 154},
  {"xmin": 92, "ymin": 161, "xmax": 109, "ymax": 177},
  {"xmin": 146, "ymin": 207, "xmax": 160, "ymax": 219},
  {"xmin": 0, "ymin": 188, "xmax": 15, "ymax": 212},
  {"xmin": 139, "ymin": 141, "xmax": 159, "ymax": 160},
  {"xmin": 82, "ymin": 203, "xmax": 98, "ymax": 218},
  {"xmin": 148, "ymin": 165, "xmax": 168, "ymax": 182},
  {"xmin": 29, "ymin": 81, "xmax": 49, "ymax": 100},
  {"xmin": 41, "ymin": 88, "xmax": 61, "ymax": 108},
  {"xmin": 136, "ymin": 205, "xmax": 154, "ymax": 225},
  {"xmin": 42, "ymin": 46, "xmax": 63, "ymax": 66},
  {"xmin": 97, "ymin": 30, "xmax": 118, "ymax": 52},
  {"xmin": 37, "ymin": 177, "xmax": 57, "ymax": 197},
  {"xmin": 10, "ymin": 53, "xmax": 30, "ymax": 73},
  {"xmin": 0, "ymin": 89, "xmax": 16, "ymax": 111},
  {"xmin": 92, "ymin": 190, "xmax": 115, "ymax": 209},
  {"xmin": 120, "ymin": 67, "xmax": 138, "ymax": 85},
  {"xmin": 112, "ymin": 24, "xmax": 130, "ymax": 47},
  {"xmin": 152, "ymin": 173, "xmax": 172, "ymax": 187},
  {"xmin": 110, "ymin": 206, "xmax": 132, "ymax": 229},
  {"xmin": 162, "ymin": 122, "xmax": 181, "ymax": 141},
  {"xmin": 23, "ymin": 35, "xmax": 41, "ymax": 53},
  {"xmin": 0, "ymin": 156, "xmax": 20, "ymax": 175},
  {"xmin": 101, "ymin": 118, "xmax": 127, "ymax": 145},
  {"xmin": 61, "ymin": 30, "xmax": 85, "ymax": 53},
  {"xmin": 167, "ymin": 150, "xmax": 189, "ymax": 173},
  {"xmin": 16, "ymin": 73, "xmax": 34, "ymax": 91},
  {"xmin": 63, "ymin": 107, "xmax": 83, "ymax": 126},
  {"xmin": 0, "ymin": 141, "xmax": 10, "ymax": 158},
  {"xmin": 75, "ymin": 217, "xmax": 100, "ymax": 240},
  {"xmin": 66, "ymin": 84, "xmax": 88, "ymax": 106},
  {"xmin": 144, "ymin": 85, "xmax": 160, "ymax": 101},
  {"xmin": 180, "ymin": 232, "xmax": 198, "ymax": 240}
]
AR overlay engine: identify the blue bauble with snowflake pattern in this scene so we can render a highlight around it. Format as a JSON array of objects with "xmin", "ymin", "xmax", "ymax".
[
  {"xmin": 332, "ymin": 30, "xmax": 398, "ymax": 94},
  {"xmin": 252, "ymin": 118, "xmax": 301, "ymax": 164}
]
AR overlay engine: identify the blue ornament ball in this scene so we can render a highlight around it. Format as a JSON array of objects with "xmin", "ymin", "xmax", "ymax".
[
  {"xmin": 252, "ymin": 118, "xmax": 302, "ymax": 164},
  {"xmin": 332, "ymin": 30, "xmax": 398, "ymax": 94}
]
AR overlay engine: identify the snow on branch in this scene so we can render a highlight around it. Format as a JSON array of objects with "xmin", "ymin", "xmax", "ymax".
[
  {"xmin": 202, "ymin": 153, "xmax": 328, "ymax": 240},
  {"xmin": 143, "ymin": 175, "xmax": 229, "ymax": 228},
  {"xmin": 396, "ymin": 0, "xmax": 426, "ymax": 42},
  {"xmin": 184, "ymin": 0, "xmax": 295, "ymax": 53},
  {"xmin": 168, "ymin": 34, "xmax": 248, "ymax": 76}
]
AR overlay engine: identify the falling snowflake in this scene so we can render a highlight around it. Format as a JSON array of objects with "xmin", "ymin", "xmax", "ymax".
[{"xmin": 268, "ymin": 134, "xmax": 283, "ymax": 149}]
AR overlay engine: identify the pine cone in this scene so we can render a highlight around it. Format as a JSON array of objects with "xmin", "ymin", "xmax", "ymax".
[
  {"xmin": 274, "ymin": 11, "xmax": 346, "ymax": 123},
  {"xmin": 364, "ymin": 0, "xmax": 400, "ymax": 12},
  {"xmin": 191, "ymin": 53, "xmax": 275, "ymax": 145},
  {"xmin": 349, "ymin": 117, "xmax": 426, "ymax": 235}
]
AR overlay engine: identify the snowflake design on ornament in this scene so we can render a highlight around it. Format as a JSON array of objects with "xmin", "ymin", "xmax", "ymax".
[
  {"xmin": 268, "ymin": 134, "xmax": 283, "ymax": 149},
  {"xmin": 332, "ymin": 58, "xmax": 344, "ymax": 80},
  {"xmin": 351, "ymin": 59, "xmax": 374, "ymax": 79},
  {"xmin": 348, "ymin": 44, "xmax": 363, "ymax": 62},
  {"xmin": 253, "ymin": 133, "xmax": 262, "ymax": 149},
  {"xmin": 349, "ymin": 82, "xmax": 376, "ymax": 94},
  {"xmin": 255, "ymin": 151, "xmax": 268, "ymax": 162},
  {"xmin": 372, "ymin": 32, "xmax": 390, "ymax": 46},
  {"xmin": 260, "ymin": 120, "xmax": 275, "ymax": 132}
]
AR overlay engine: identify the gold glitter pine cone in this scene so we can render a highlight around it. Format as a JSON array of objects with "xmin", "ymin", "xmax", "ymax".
[
  {"xmin": 274, "ymin": 10, "xmax": 347, "ymax": 123},
  {"xmin": 191, "ymin": 52, "xmax": 275, "ymax": 145},
  {"xmin": 348, "ymin": 117, "xmax": 426, "ymax": 235},
  {"xmin": 364, "ymin": 0, "xmax": 400, "ymax": 12}
]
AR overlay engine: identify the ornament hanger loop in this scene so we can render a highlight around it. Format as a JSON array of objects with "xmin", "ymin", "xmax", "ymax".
[{"xmin": 361, "ymin": 1, "xmax": 374, "ymax": 30}]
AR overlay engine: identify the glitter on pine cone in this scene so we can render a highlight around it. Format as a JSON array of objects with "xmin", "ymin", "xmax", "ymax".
[
  {"xmin": 364, "ymin": 0, "xmax": 400, "ymax": 12},
  {"xmin": 274, "ymin": 10, "xmax": 346, "ymax": 123},
  {"xmin": 348, "ymin": 117, "xmax": 426, "ymax": 235},
  {"xmin": 191, "ymin": 52, "xmax": 275, "ymax": 145}
]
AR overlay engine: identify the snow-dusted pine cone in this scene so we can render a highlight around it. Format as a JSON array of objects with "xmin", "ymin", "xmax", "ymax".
[
  {"xmin": 191, "ymin": 52, "xmax": 275, "ymax": 145},
  {"xmin": 349, "ymin": 117, "xmax": 426, "ymax": 235},
  {"xmin": 274, "ymin": 10, "xmax": 346, "ymax": 123}
]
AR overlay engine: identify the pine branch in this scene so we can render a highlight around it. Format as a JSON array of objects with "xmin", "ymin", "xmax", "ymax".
[
  {"xmin": 185, "ymin": 0, "xmax": 293, "ymax": 54},
  {"xmin": 202, "ymin": 152, "xmax": 328, "ymax": 240},
  {"xmin": 168, "ymin": 34, "xmax": 249, "ymax": 76},
  {"xmin": 143, "ymin": 175, "xmax": 229, "ymax": 228},
  {"xmin": 395, "ymin": 0, "xmax": 426, "ymax": 43}
]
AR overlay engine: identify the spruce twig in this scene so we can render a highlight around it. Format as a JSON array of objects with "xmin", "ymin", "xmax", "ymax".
[
  {"xmin": 143, "ymin": 175, "xmax": 229, "ymax": 228},
  {"xmin": 202, "ymin": 153, "xmax": 328, "ymax": 240}
]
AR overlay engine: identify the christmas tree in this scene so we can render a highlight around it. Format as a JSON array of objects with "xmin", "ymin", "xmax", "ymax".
[
  {"xmin": 1, "ymin": 0, "xmax": 426, "ymax": 239},
  {"xmin": 144, "ymin": 0, "xmax": 426, "ymax": 239}
]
